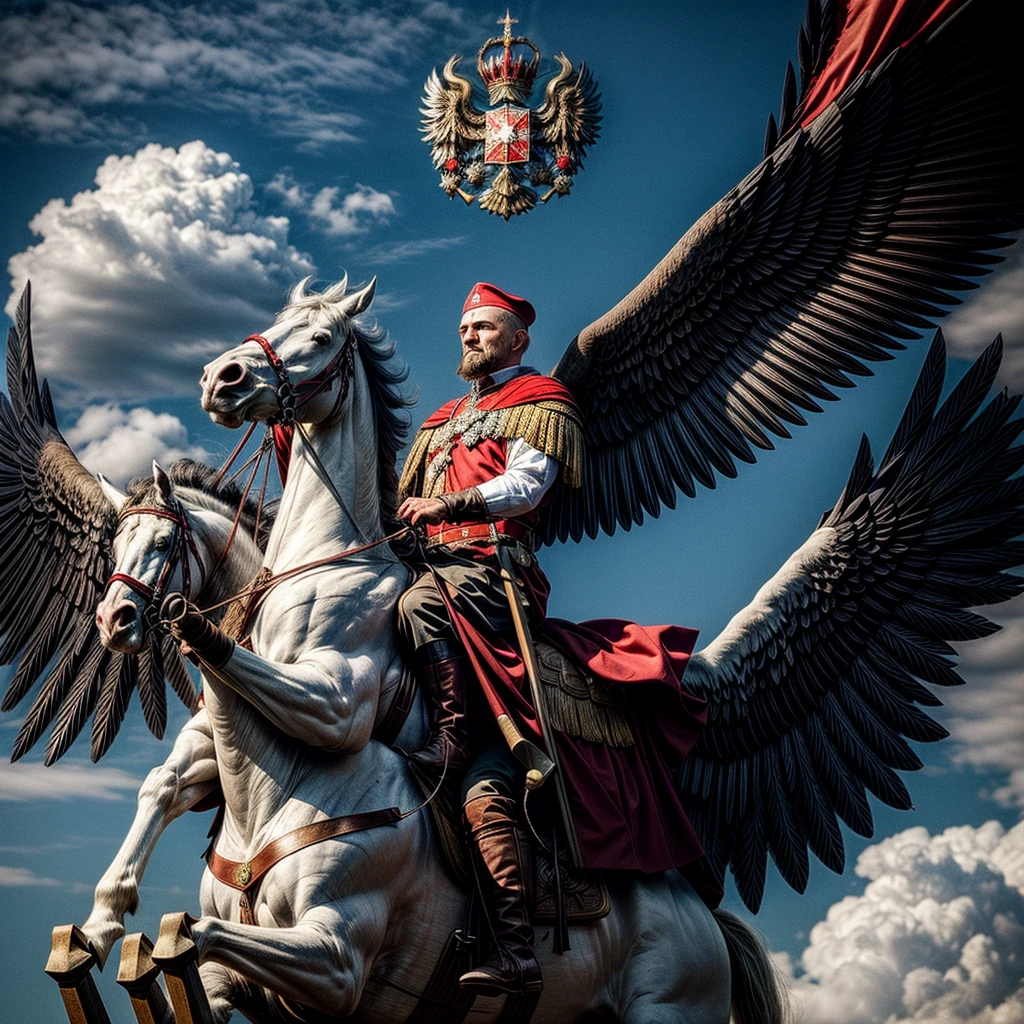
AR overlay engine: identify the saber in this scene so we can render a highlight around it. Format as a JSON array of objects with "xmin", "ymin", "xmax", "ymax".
[{"xmin": 497, "ymin": 547, "xmax": 583, "ymax": 867}]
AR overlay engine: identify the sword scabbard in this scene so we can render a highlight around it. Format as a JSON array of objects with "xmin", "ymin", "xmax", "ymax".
[{"xmin": 498, "ymin": 553, "xmax": 583, "ymax": 867}]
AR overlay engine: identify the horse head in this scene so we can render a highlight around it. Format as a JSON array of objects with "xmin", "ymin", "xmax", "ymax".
[
  {"xmin": 200, "ymin": 275, "xmax": 377, "ymax": 430},
  {"xmin": 96, "ymin": 462, "xmax": 208, "ymax": 654}
]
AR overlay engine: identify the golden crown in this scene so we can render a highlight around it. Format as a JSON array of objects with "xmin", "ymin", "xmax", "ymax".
[{"xmin": 477, "ymin": 11, "xmax": 539, "ymax": 105}]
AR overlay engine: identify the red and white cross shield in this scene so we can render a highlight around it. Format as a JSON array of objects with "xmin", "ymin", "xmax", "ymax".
[{"xmin": 484, "ymin": 105, "xmax": 531, "ymax": 164}]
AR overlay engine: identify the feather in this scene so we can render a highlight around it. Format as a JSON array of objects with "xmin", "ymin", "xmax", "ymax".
[
  {"xmin": 683, "ymin": 333, "xmax": 1024, "ymax": 909},
  {"xmin": 137, "ymin": 638, "xmax": 168, "ymax": 741},
  {"xmin": 547, "ymin": 0, "xmax": 1023, "ymax": 544}
]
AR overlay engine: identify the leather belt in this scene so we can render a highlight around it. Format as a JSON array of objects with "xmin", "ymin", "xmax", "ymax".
[
  {"xmin": 207, "ymin": 807, "xmax": 402, "ymax": 923},
  {"xmin": 425, "ymin": 521, "xmax": 532, "ymax": 549}
]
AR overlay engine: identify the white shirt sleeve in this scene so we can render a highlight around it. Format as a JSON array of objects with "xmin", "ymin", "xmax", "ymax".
[{"xmin": 474, "ymin": 438, "xmax": 558, "ymax": 517}]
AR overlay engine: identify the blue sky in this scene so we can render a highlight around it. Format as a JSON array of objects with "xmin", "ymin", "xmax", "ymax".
[{"xmin": 1, "ymin": 1, "xmax": 1023, "ymax": 1021}]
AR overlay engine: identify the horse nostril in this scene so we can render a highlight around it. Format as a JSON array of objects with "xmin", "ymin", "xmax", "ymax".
[
  {"xmin": 111, "ymin": 602, "xmax": 137, "ymax": 632},
  {"xmin": 215, "ymin": 361, "xmax": 247, "ymax": 390}
]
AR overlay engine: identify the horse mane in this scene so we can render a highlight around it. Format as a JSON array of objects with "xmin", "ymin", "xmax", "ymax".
[
  {"xmin": 281, "ymin": 277, "xmax": 415, "ymax": 525},
  {"xmin": 124, "ymin": 459, "xmax": 276, "ymax": 550}
]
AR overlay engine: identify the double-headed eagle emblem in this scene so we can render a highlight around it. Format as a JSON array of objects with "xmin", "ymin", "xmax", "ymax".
[{"xmin": 422, "ymin": 12, "xmax": 602, "ymax": 219}]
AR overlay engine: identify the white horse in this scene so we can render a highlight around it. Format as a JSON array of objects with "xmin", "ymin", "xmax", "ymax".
[
  {"xmin": 82, "ymin": 277, "xmax": 780, "ymax": 1023},
  {"xmin": 83, "ymin": 458, "xmax": 274, "ymax": 963}
]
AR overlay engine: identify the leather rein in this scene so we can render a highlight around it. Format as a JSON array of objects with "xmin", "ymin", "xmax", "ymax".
[{"xmin": 107, "ymin": 500, "xmax": 207, "ymax": 631}]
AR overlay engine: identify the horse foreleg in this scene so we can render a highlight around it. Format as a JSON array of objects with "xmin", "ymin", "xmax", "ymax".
[
  {"xmin": 191, "ymin": 902, "xmax": 384, "ymax": 1018},
  {"xmin": 82, "ymin": 709, "xmax": 218, "ymax": 966},
  {"xmin": 206, "ymin": 646, "xmax": 381, "ymax": 752}
]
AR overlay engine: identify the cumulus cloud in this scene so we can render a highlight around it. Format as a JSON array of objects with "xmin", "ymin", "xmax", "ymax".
[
  {"xmin": 64, "ymin": 404, "xmax": 211, "ymax": 486},
  {"xmin": 0, "ymin": 0, "xmax": 467, "ymax": 148},
  {"xmin": 783, "ymin": 820, "xmax": 1024, "ymax": 1024},
  {"xmin": 0, "ymin": 866, "xmax": 61, "ymax": 887},
  {"xmin": 944, "ymin": 236, "xmax": 1024, "ymax": 389},
  {"xmin": 945, "ymin": 594, "xmax": 1024, "ymax": 810},
  {"xmin": 6, "ymin": 140, "xmax": 315, "ymax": 402},
  {"xmin": 0, "ymin": 760, "xmax": 140, "ymax": 802},
  {"xmin": 267, "ymin": 172, "xmax": 396, "ymax": 236},
  {"xmin": 310, "ymin": 185, "xmax": 396, "ymax": 236}
]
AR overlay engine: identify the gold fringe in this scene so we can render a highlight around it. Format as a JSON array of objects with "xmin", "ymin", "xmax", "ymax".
[
  {"xmin": 536, "ymin": 642, "xmax": 635, "ymax": 748},
  {"xmin": 397, "ymin": 428, "xmax": 433, "ymax": 500},
  {"xmin": 398, "ymin": 399, "xmax": 584, "ymax": 500},
  {"xmin": 219, "ymin": 567, "xmax": 273, "ymax": 642}
]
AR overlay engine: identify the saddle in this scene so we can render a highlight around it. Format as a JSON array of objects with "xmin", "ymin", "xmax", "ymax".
[{"xmin": 217, "ymin": 578, "xmax": 613, "ymax": 926}]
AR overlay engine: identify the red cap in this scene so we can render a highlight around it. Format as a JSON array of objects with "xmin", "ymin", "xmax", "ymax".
[{"xmin": 462, "ymin": 282, "xmax": 536, "ymax": 327}]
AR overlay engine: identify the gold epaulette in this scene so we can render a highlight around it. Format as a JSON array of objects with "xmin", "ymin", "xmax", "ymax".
[{"xmin": 398, "ymin": 399, "xmax": 584, "ymax": 499}]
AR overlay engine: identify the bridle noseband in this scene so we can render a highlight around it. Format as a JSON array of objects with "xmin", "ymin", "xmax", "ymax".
[
  {"xmin": 107, "ymin": 500, "xmax": 207, "ymax": 632},
  {"xmin": 243, "ymin": 330, "xmax": 355, "ymax": 427}
]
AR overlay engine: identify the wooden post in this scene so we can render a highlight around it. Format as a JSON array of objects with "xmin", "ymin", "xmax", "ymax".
[
  {"xmin": 152, "ymin": 912, "xmax": 214, "ymax": 1024},
  {"xmin": 117, "ymin": 933, "xmax": 170, "ymax": 1024},
  {"xmin": 45, "ymin": 924, "xmax": 112, "ymax": 1024}
]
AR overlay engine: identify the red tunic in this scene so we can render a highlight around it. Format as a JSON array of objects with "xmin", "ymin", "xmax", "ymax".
[{"xmin": 416, "ymin": 374, "xmax": 719, "ymax": 900}]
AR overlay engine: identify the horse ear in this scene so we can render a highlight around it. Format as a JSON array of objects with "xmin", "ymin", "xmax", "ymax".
[
  {"xmin": 343, "ymin": 276, "xmax": 376, "ymax": 318},
  {"xmin": 152, "ymin": 461, "xmax": 173, "ymax": 502},
  {"xmin": 96, "ymin": 473, "xmax": 128, "ymax": 511}
]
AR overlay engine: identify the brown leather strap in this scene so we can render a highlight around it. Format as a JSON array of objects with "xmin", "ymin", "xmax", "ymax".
[
  {"xmin": 402, "ymin": 927, "xmax": 476, "ymax": 1024},
  {"xmin": 207, "ymin": 807, "xmax": 403, "ymax": 896},
  {"xmin": 373, "ymin": 667, "xmax": 417, "ymax": 748}
]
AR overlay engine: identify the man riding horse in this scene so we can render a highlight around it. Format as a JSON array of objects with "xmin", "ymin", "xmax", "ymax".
[{"xmin": 396, "ymin": 283, "xmax": 719, "ymax": 997}]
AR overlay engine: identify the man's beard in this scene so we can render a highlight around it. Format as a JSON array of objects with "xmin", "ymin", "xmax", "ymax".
[{"xmin": 457, "ymin": 343, "xmax": 511, "ymax": 381}]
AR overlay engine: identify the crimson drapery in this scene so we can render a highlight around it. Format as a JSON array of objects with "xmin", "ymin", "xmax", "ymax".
[
  {"xmin": 419, "ymin": 374, "xmax": 719, "ymax": 902},
  {"xmin": 797, "ymin": 0, "xmax": 969, "ymax": 128}
]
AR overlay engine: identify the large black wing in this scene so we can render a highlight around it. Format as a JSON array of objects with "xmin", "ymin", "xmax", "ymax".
[
  {"xmin": 679, "ymin": 332, "xmax": 1024, "ymax": 911},
  {"xmin": 547, "ymin": 0, "xmax": 1023, "ymax": 542},
  {"xmin": 0, "ymin": 284, "xmax": 193, "ymax": 763}
]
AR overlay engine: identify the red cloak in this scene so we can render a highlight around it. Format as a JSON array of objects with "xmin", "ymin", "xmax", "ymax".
[{"xmin": 415, "ymin": 374, "xmax": 719, "ymax": 902}]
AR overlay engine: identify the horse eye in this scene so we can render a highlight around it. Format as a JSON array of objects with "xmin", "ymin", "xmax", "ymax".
[
  {"xmin": 154, "ymin": 536, "xmax": 170, "ymax": 551},
  {"xmin": 312, "ymin": 331, "xmax": 332, "ymax": 346}
]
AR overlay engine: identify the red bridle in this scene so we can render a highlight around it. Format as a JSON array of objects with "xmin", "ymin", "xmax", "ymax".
[
  {"xmin": 242, "ymin": 332, "xmax": 355, "ymax": 486},
  {"xmin": 107, "ymin": 502, "xmax": 207, "ymax": 626}
]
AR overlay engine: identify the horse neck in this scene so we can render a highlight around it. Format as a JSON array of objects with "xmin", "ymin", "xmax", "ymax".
[
  {"xmin": 184, "ymin": 500, "xmax": 264, "ymax": 614},
  {"xmin": 263, "ymin": 364, "xmax": 396, "ymax": 570}
]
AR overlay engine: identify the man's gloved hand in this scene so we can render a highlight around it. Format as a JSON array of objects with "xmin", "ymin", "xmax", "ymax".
[
  {"xmin": 397, "ymin": 496, "xmax": 447, "ymax": 526},
  {"xmin": 161, "ymin": 593, "xmax": 235, "ymax": 669},
  {"xmin": 398, "ymin": 487, "xmax": 487, "ymax": 526}
]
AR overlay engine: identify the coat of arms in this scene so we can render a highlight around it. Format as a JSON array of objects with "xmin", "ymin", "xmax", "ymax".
[{"xmin": 421, "ymin": 12, "xmax": 602, "ymax": 219}]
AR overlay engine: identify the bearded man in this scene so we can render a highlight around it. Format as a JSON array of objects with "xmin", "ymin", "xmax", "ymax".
[{"xmin": 397, "ymin": 283, "xmax": 716, "ymax": 998}]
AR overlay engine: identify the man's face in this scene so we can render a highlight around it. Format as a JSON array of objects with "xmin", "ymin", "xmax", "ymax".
[{"xmin": 457, "ymin": 308, "xmax": 521, "ymax": 380}]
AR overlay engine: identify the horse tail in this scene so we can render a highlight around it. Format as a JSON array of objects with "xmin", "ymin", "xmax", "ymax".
[{"xmin": 712, "ymin": 908, "xmax": 790, "ymax": 1024}]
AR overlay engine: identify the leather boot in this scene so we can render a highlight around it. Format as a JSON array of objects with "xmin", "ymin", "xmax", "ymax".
[
  {"xmin": 459, "ymin": 793, "xmax": 542, "ymax": 996},
  {"xmin": 408, "ymin": 639, "xmax": 470, "ymax": 780}
]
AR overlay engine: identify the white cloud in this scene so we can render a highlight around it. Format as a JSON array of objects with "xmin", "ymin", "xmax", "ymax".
[
  {"xmin": 360, "ymin": 236, "xmax": 467, "ymax": 265},
  {"xmin": 0, "ymin": 866, "xmax": 61, "ymax": 887},
  {"xmin": 310, "ymin": 184, "xmax": 396, "ymax": 236},
  {"xmin": 267, "ymin": 172, "xmax": 396, "ymax": 236},
  {"xmin": 0, "ymin": 760, "xmax": 140, "ymax": 802},
  {"xmin": 64, "ymin": 404, "xmax": 211, "ymax": 487},
  {"xmin": 782, "ymin": 820, "xmax": 1024, "ymax": 1024},
  {"xmin": 943, "ymin": 594, "xmax": 1024, "ymax": 810},
  {"xmin": 944, "ymin": 236, "xmax": 1024, "ymax": 389},
  {"xmin": 0, "ymin": 1, "xmax": 467, "ymax": 148},
  {"xmin": 266, "ymin": 171, "xmax": 308, "ymax": 211},
  {"xmin": 6, "ymin": 140, "xmax": 315, "ymax": 403}
]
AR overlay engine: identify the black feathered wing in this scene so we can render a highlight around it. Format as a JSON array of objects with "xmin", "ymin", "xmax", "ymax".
[
  {"xmin": 678, "ymin": 332, "xmax": 1024, "ymax": 911},
  {"xmin": 0, "ymin": 284, "xmax": 195, "ymax": 764},
  {"xmin": 547, "ymin": 0, "xmax": 1023, "ymax": 543}
]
